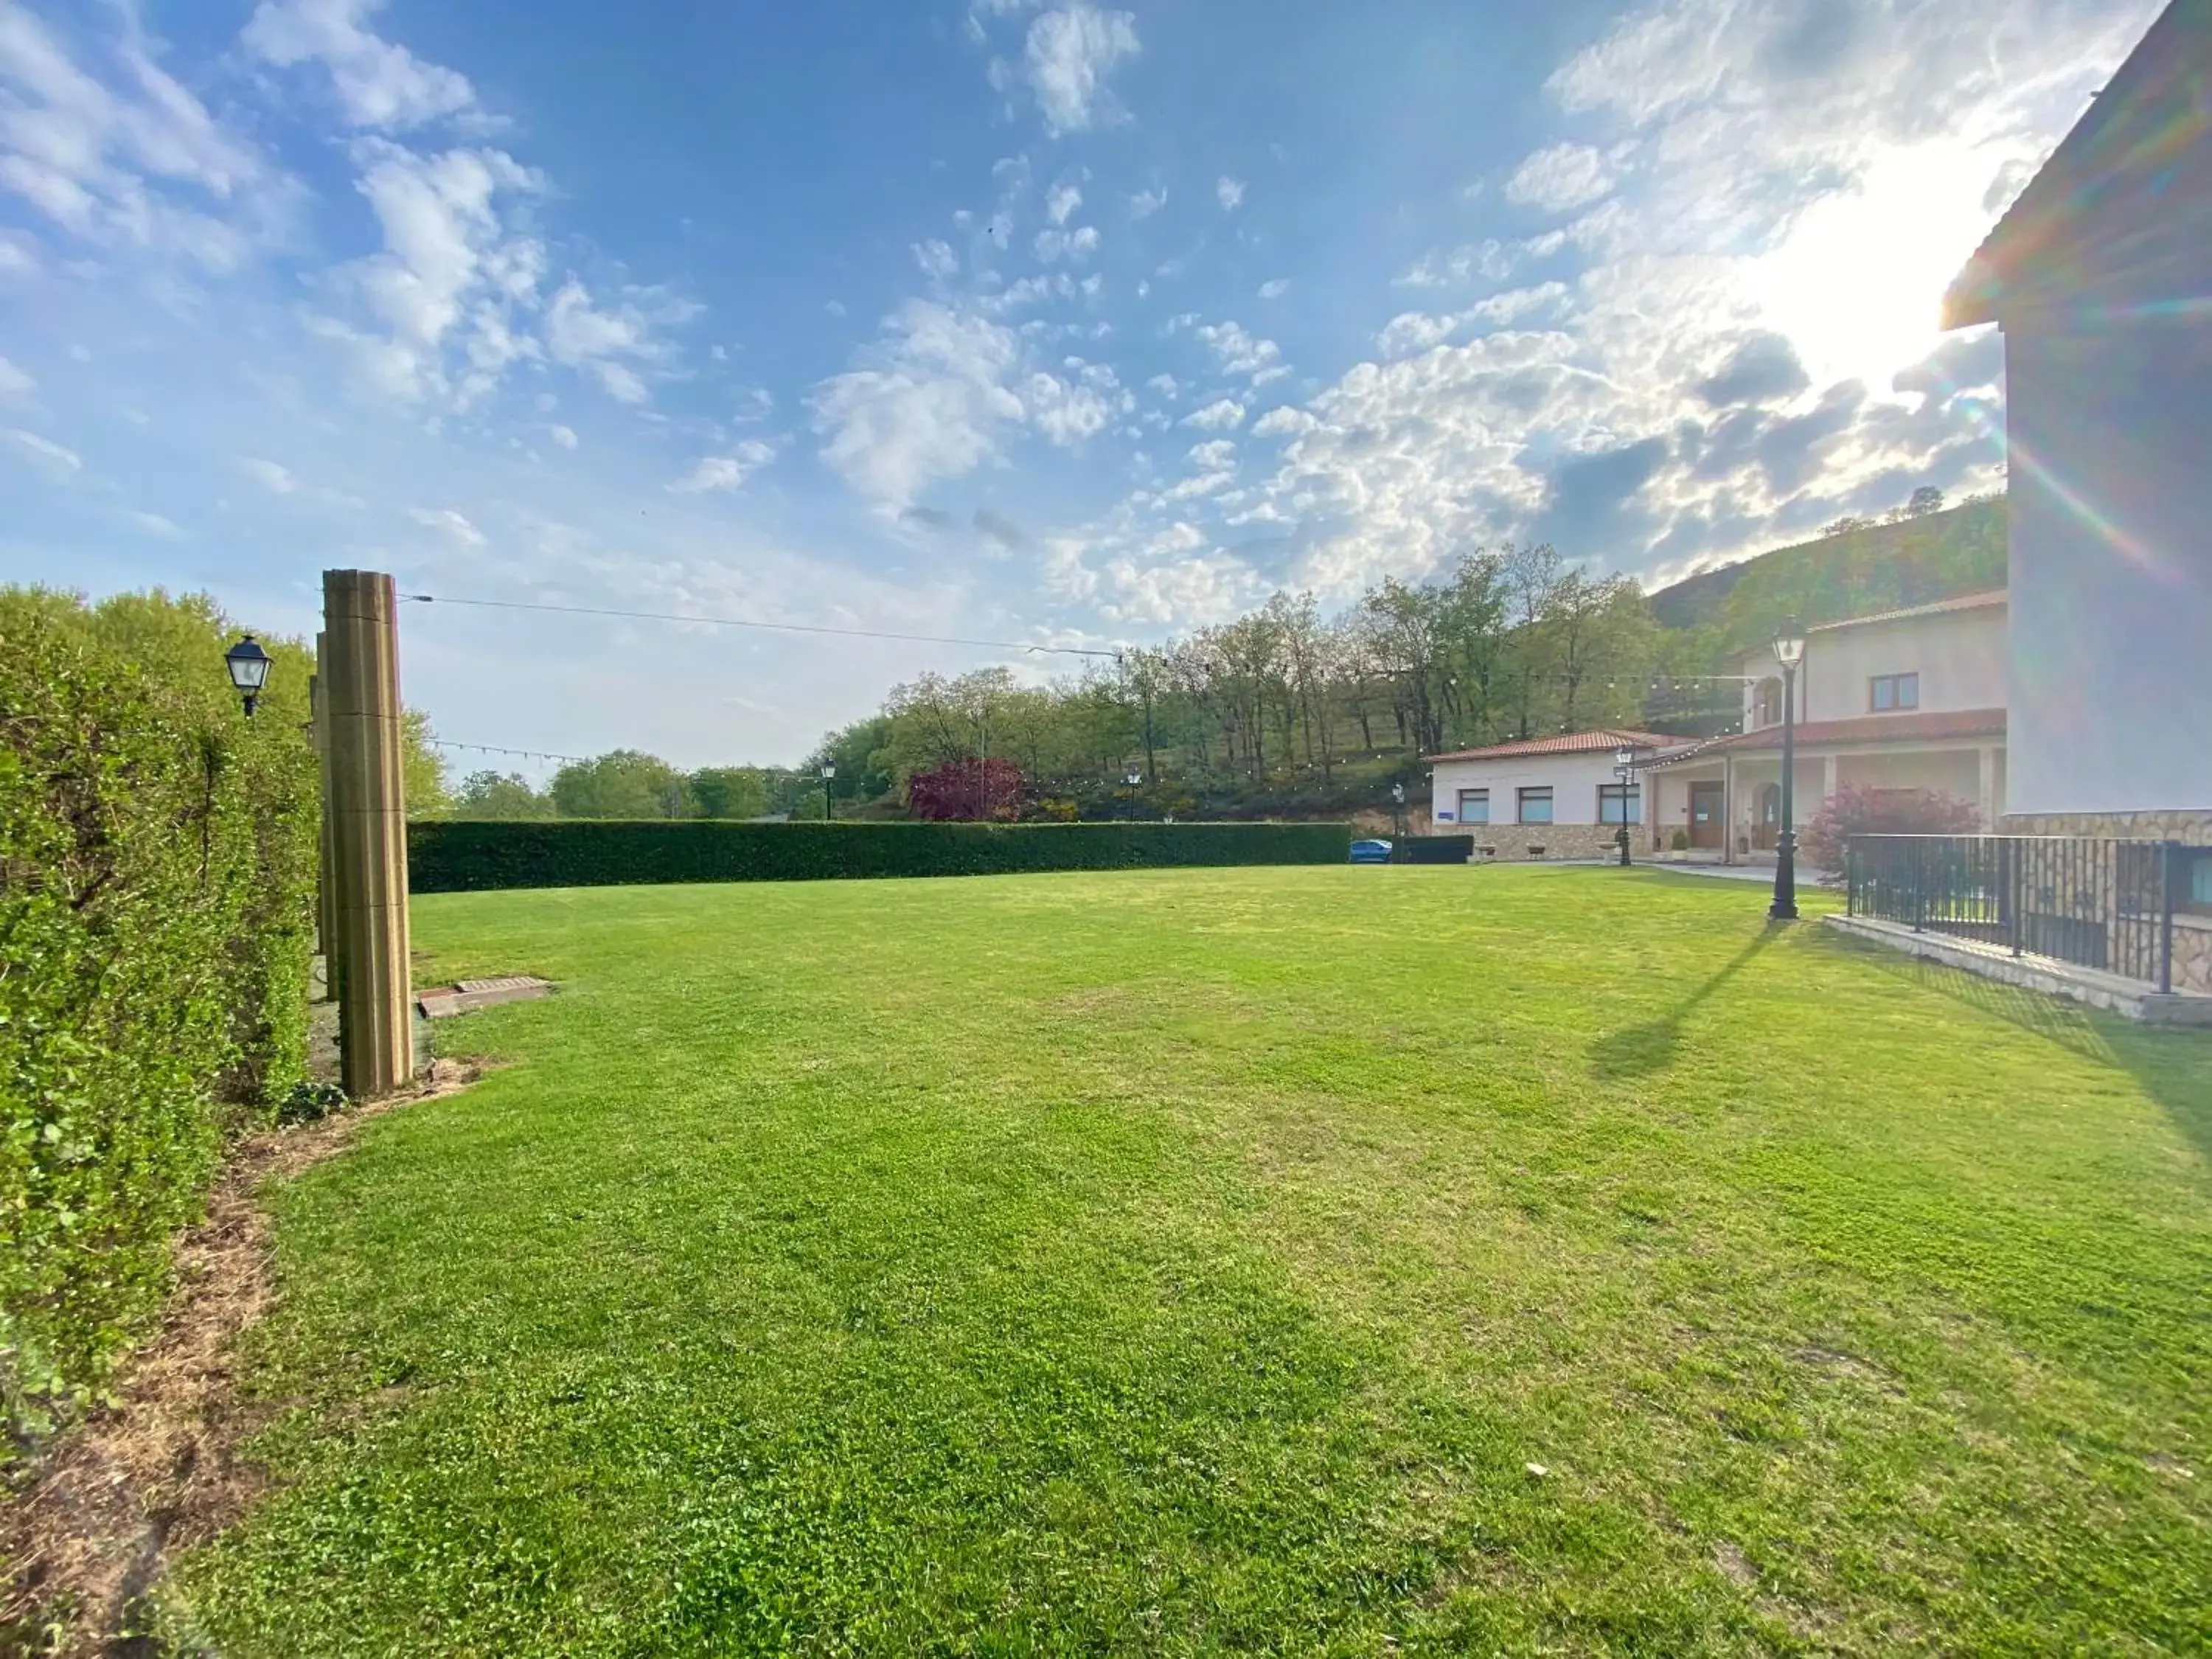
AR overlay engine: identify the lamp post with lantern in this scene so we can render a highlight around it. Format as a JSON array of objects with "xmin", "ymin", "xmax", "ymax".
[
  {"xmin": 1613, "ymin": 743, "xmax": 1636, "ymax": 867},
  {"xmin": 1391, "ymin": 780, "xmax": 1406, "ymax": 844},
  {"xmin": 819, "ymin": 761, "xmax": 835, "ymax": 823},
  {"xmin": 1770, "ymin": 619, "xmax": 1806, "ymax": 921},
  {"xmin": 224, "ymin": 634, "xmax": 272, "ymax": 717}
]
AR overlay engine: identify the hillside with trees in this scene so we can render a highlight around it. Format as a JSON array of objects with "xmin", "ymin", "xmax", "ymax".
[{"xmin": 442, "ymin": 487, "xmax": 2008, "ymax": 824}]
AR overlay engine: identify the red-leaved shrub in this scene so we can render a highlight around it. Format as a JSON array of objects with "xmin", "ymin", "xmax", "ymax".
[
  {"xmin": 906, "ymin": 757, "xmax": 1026, "ymax": 821},
  {"xmin": 1800, "ymin": 782, "xmax": 1982, "ymax": 881}
]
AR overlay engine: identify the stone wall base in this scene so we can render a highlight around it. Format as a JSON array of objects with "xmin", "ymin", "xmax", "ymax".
[
  {"xmin": 2003, "ymin": 810, "xmax": 2212, "ymax": 844},
  {"xmin": 1464, "ymin": 824, "xmax": 1627, "ymax": 863}
]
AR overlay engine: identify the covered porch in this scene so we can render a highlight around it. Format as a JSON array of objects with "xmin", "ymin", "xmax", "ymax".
[{"xmin": 1646, "ymin": 738, "xmax": 2006, "ymax": 866}]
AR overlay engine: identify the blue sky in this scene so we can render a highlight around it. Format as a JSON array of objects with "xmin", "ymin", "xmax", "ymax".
[{"xmin": 0, "ymin": 0, "xmax": 2165, "ymax": 768}]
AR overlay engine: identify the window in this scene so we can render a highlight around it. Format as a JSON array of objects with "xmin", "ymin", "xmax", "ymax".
[
  {"xmin": 2186, "ymin": 849, "xmax": 2212, "ymax": 916},
  {"xmin": 1517, "ymin": 786, "xmax": 1554, "ymax": 824},
  {"xmin": 1753, "ymin": 678, "xmax": 1783, "ymax": 728},
  {"xmin": 1457, "ymin": 788, "xmax": 1489, "ymax": 825},
  {"xmin": 1869, "ymin": 672, "xmax": 1920, "ymax": 712},
  {"xmin": 1598, "ymin": 784, "xmax": 1641, "ymax": 825}
]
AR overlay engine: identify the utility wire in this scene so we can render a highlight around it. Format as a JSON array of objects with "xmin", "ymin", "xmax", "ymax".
[
  {"xmin": 398, "ymin": 591, "xmax": 1121, "ymax": 658},
  {"xmin": 425, "ymin": 738, "xmax": 592, "ymax": 765}
]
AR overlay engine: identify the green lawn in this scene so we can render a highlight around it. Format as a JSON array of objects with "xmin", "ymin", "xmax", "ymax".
[{"xmin": 168, "ymin": 866, "xmax": 2211, "ymax": 1655}]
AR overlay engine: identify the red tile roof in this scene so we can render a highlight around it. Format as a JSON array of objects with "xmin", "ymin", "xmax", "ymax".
[
  {"xmin": 1427, "ymin": 728, "xmax": 1677, "ymax": 763},
  {"xmin": 1807, "ymin": 590, "xmax": 2006, "ymax": 634},
  {"xmin": 1665, "ymin": 708, "xmax": 2007, "ymax": 759}
]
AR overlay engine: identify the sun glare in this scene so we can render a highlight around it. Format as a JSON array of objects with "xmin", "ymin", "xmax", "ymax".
[{"xmin": 1749, "ymin": 142, "xmax": 2012, "ymax": 397}]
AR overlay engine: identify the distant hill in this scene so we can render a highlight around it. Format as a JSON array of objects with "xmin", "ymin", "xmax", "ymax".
[{"xmin": 1649, "ymin": 496, "xmax": 2008, "ymax": 646}]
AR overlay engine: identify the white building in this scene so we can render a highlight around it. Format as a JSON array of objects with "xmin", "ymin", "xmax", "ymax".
[
  {"xmin": 1427, "ymin": 729, "xmax": 1673, "ymax": 861},
  {"xmin": 1645, "ymin": 591, "xmax": 2008, "ymax": 863},
  {"xmin": 1941, "ymin": 0, "xmax": 2211, "ymax": 843}
]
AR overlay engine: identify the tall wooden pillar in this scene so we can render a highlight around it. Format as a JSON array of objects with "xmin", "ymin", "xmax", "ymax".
[{"xmin": 322, "ymin": 570, "xmax": 414, "ymax": 1098}]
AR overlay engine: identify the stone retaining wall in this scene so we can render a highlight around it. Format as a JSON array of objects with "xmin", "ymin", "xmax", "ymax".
[
  {"xmin": 2003, "ymin": 809, "xmax": 2212, "ymax": 844},
  {"xmin": 1465, "ymin": 824, "xmax": 1627, "ymax": 863}
]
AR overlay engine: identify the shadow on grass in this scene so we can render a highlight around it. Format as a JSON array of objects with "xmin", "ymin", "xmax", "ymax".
[
  {"xmin": 1850, "ymin": 948, "xmax": 2212, "ymax": 1172},
  {"xmin": 1589, "ymin": 929, "xmax": 1778, "ymax": 1080}
]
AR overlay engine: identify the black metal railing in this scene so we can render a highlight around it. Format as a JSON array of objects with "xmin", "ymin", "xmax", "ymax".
[{"xmin": 1847, "ymin": 834, "xmax": 2185, "ymax": 992}]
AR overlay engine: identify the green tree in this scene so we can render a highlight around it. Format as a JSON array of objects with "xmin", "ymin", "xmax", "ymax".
[
  {"xmin": 690, "ymin": 766, "xmax": 771, "ymax": 820},
  {"xmin": 402, "ymin": 709, "xmax": 451, "ymax": 818},
  {"xmin": 450, "ymin": 771, "xmax": 552, "ymax": 820},
  {"xmin": 550, "ymin": 750, "xmax": 693, "ymax": 818}
]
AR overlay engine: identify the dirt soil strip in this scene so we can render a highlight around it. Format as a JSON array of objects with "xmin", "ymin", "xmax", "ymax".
[{"xmin": 1, "ymin": 1059, "xmax": 484, "ymax": 1657}]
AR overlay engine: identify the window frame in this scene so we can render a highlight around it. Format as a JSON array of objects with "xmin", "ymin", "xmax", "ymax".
[
  {"xmin": 2183, "ymin": 847, "xmax": 2212, "ymax": 917},
  {"xmin": 1457, "ymin": 787, "xmax": 1490, "ymax": 825},
  {"xmin": 1517, "ymin": 786, "xmax": 1554, "ymax": 825},
  {"xmin": 1869, "ymin": 672, "xmax": 1921, "ymax": 712},
  {"xmin": 1597, "ymin": 782, "xmax": 1641, "ymax": 825}
]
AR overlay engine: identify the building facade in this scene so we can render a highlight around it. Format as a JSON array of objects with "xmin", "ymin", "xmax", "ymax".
[
  {"xmin": 1427, "ymin": 730, "xmax": 1671, "ymax": 861},
  {"xmin": 1646, "ymin": 593, "xmax": 2008, "ymax": 866},
  {"xmin": 1941, "ymin": 0, "xmax": 2212, "ymax": 846}
]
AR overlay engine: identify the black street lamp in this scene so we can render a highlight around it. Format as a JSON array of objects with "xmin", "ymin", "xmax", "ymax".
[
  {"xmin": 1125, "ymin": 765, "xmax": 1143, "ymax": 823},
  {"xmin": 1391, "ymin": 780, "xmax": 1406, "ymax": 842},
  {"xmin": 1614, "ymin": 743, "xmax": 1635, "ymax": 867},
  {"xmin": 1770, "ymin": 619, "xmax": 1806, "ymax": 921},
  {"xmin": 819, "ymin": 761, "xmax": 835, "ymax": 823},
  {"xmin": 224, "ymin": 633, "xmax": 272, "ymax": 717}
]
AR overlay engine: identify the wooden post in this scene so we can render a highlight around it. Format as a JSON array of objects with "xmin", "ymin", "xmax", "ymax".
[{"xmin": 322, "ymin": 571, "xmax": 414, "ymax": 1098}]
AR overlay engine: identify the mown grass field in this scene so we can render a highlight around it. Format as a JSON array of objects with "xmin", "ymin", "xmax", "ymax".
[{"xmin": 168, "ymin": 866, "xmax": 2211, "ymax": 1655}]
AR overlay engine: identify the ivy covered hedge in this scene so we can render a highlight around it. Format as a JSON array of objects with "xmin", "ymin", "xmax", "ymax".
[
  {"xmin": 1, "ymin": 590, "xmax": 318, "ymax": 1436},
  {"xmin": 410, "ymin": 818, "xmax": 1352, "ymax": 892}
]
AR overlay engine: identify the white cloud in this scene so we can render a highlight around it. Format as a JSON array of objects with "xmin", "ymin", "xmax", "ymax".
[
  {"xmin": 3, "ymin": 428, "xmax": 80, "ymax": 476},
  {"xmin": 1045, "ymin": 181, "xmax": 1082, "ymax": 224},
  {"xmin": 1191, "ymin": 319, "xmax": 1284, "ymax": 382},
  {"xmin": 407, "ymin": 505, "xmax": 484, "ymax": 546},
  {"xmin": 1024, "ymin": 369, "xmax": 1119, "ymax": 446},
  {"xmin": 0, "ymin": 355, "xmax": 31, "ymax": 398},
  {"xmin": 1377, "ymin": 282, "xmax": 1571, "ymax": 359},
  {"xmin": 1032, "ymin": 223, "xmax": 1100, "ymax": 263},
  {"xmin": 1395, "ymin": 240, "xmax": 1513, "ymax": 289},
  {"xmin": 544, "ymin": 277, "xmax": 689, "ymax": 405},
  {"xmin": 243, "ymin": 0, "xmax": 477, "ymax": 131},
  {"xmin": 319, "ymin": 139, "xmax": 542, "ymax": 402},
  {"xmin": 1128, "ymin": 186, "xmax": 1166, "ymax": 218},
  {"xmin": 1186, "ymin": 438, "xmax": 1237, "ymax": 470},
  {"xmin": 1021, "ymin": 5, "xmax": 1141, "ymax": 136},
  {"xmin": 0, "ymin": 4, "xmax": 291, "ymax": 271},
  {"xmin": 238, "ymin": 456, "xmax": 298, "ymax": 493},
  {"xmin": 126, "ymin": 509, "xmax": 185, "ymax": 538},
  {"xmin": 1504, "ymin": 142, "xmax": 1615, "ymax": 213},
  {"xmin": 669, "ymin": 441, "xmax": 776, "ymax": 493},
  {"xmin": 1145, "ymin": 372, "xmax": 1179, "ymax": 399},
  {"xmin": 812, "ymin": 299, "xmax": 1026, "ymax": 512},
  {"xmin": 914, "ymin": 237, "xmax": 960, "ymax": 279},
  {"xmin": 1178, "ymin": 0, "xmax": 2148, "ymax": 600},
  {"xmin": 1256, "ymin": 278, "xmax": 1289, "ymax": 299},
  {"xmin": 1251, "ymin": 405, "xmax": 1316, "ymax": 438},
  {"xmin": 1180, "ymin": 397, "xmax": 1245, "ymax": 431},
  {"xmin": 549, "ymin": 423, "xmax": 579, "ymax": 450},
  {"xmin": 1214, "ymin": 175, "xmax": 1245, "ymax": 211}
]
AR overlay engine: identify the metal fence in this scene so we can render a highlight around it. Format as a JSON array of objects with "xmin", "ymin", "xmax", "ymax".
[{"xmin": 1846, "ymin": 834, "xmax": 2186, "ymax": 992}]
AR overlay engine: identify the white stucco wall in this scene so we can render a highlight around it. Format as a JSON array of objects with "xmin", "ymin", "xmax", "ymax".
[
  {"xmin": 1739, "ymin": 604, "xmax": 2007, "ymax": 729},
  {"xmin": 1430, "ymin": 750, "xmax": 1643, "ymax": 827},
  {"xmin": 2006, "ymin": 323, "xmax": 2212, "ymax": 815}
]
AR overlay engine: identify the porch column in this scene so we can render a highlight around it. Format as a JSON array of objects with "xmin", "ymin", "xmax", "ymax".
[
  {"xmin": 1722, "ymin": 753, "xmax": 1734, "ymax": 865},
  {"xmin": 1821, "ymin": 754, "xmax": 1840, "ymax": 804},
  {"xmin": 1977, "ymin": 745, "xmax": 2000, "ymax": 825}
]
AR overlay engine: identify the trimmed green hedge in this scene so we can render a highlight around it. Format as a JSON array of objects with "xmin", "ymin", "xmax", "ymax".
[
  {"xmin": 1, "ymin": 590, "xmax": 318, "ymax": 1436},
  {"xmin": 410, "ymin": 819, "xmax": 1352, "ymax": 893}
]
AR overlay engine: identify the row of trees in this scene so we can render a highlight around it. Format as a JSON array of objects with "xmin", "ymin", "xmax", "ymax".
[{"xmin": 434, "ymin": 490, "xmax": 2006, "ymax": 823}]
